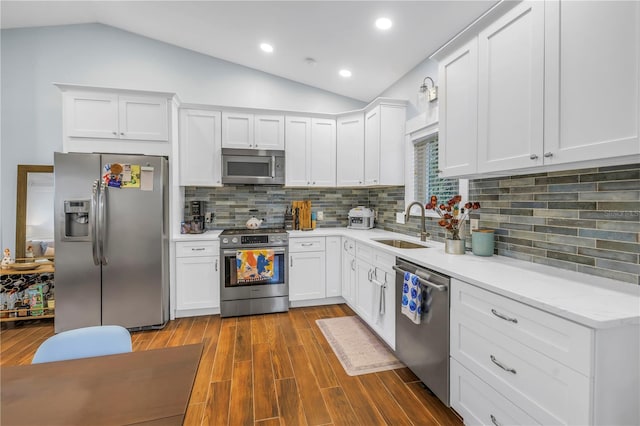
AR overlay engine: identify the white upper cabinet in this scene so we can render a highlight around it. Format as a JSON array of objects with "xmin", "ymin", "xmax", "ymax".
[
  {"xmin": 65, "ymin": 91, "xmax": 169, "ymax": 141},
  {"xmin": 285, "ymin": 116, "xmax": 336, "ymax": 187},
  {"xmin": 254, "ymin": 114, "xmax": 286, "ymax": 150},
  {"xmin": 477, "ymin": 1, "xmax": 545, "ymax": 173},
  {"xmin": 285, "ymin": 116, "xmax": 311, "ymax": 186},
  {"xmin": 364, "ymin": 102, "xmax": 406, "ymax": 186},
  {"xmin": 222, "ymin": 112, "xmax": 284, "ymax": 150},
  {"xmin": 364, "ymin": 107, "xmax": 381, "ymax": 185},
  {"xmin": 179, "ymin": 109, "xmax": 222, "ymax": 186},
  {"xmin": 310, "ymin": 118, "xmax": 336, "ymax": 186},
  {"xmin": 544, "ymin": 0, "xmax": 640, "ymax": 164},
  {"xmin": 439, "ymin": 40, "xmax": 478, "ymax": 177},
  {"xmin": 336, "ymin": 112, "xmax": 365, "ymax": 186}
]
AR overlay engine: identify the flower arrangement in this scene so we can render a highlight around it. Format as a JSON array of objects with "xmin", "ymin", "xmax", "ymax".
[{"xmin": 426, "ymin": 195, "xmax": 480, "ymax": 240}]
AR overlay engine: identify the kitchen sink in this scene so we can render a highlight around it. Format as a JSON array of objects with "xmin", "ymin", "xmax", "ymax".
[{"xmin": 372, "ymin": 239, "xmax": 430, "ymax": 249}]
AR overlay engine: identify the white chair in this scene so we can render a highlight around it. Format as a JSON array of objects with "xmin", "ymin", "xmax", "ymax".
[{"xmin": 32, "ymin": 325, "xmax": 132, "ymax": 364}]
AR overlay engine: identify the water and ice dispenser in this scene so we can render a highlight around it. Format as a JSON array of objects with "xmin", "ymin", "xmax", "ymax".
[{"xmin": 63, "ymin": 200, "xmax": 90, "ymax": 239}]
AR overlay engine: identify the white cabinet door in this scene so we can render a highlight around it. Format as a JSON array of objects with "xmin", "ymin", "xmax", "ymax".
[
  {"xmin": 118, "ymin": 95, "xmax": 169, "ymax": 141},
  {"xmin": 179, "ymin": 109, "xmax": 222, "ymax": 186},
  {"xmin": 175, "ymin": 256, "xmax": 220, "ymax": 310},
  {"xmin": 65, "ymin": 92, "xmax": 119, "ymax": 138},
  {"xmin": 371, "ymin": 265, "xmax": 395, "ymax": 348},
  {"xmin": 289, "ymin": 251, "xmax": 326, "ymax": 301},
  {"xmin": 355, "ymin": 258, "xmax": 374, "ymax": 324},
  {"xmin": 336, "ymin": 113, "xmax": 365, "ymax": 186},
  {"xmin": 364, "ymin": 107, "xmax": 380, "ymax": 185},
  {"xmin": 310, "ymin": 118, "xmax": 336, "ymax": 186},
  {"xmin": 544, "ymin": 0, "xmax": 640, "ymax": 164},
  {"xmin": 341, "ymin": 251, "xmax": 356, "ymax": 306},
  {"xmin": 222, "ymin": 112, "xmax": 254, "ymax": 148},
  {"xmin": 477, "ymin": 1, "xmax": 545, "ymax": 173},
  {"xmin": 285, "ymin": 116, "xmax": 311, "ymax": 186},
  {"xmin": 438, "ymin": 39, "xmax": 479, "ymax": 177},
  {"xmin": 254, "ymin": 114, "xmax": 285, "ymax": 149},
  {"xmin": 378, "ymin": 104, "xmax": 406, "ymax": 185},
  {"xmin": 325, "ymin": 236, "xmax": 341, "ymax": 297}
]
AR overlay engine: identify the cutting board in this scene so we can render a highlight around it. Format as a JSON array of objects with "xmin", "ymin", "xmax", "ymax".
[{"xmin": 292, "ymin": 200, "xmax": 311, "ymax": 230}]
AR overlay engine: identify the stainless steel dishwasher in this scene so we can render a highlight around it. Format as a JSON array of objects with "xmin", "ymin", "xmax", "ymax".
[{"xmin": 393, "ymin": 258, "xmax": 450, "ymax": 406}]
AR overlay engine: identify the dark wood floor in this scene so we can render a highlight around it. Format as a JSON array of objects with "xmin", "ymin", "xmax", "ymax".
[{"xmin": 1, "ymin": 304, "xmax": 462, "ymax": 426}]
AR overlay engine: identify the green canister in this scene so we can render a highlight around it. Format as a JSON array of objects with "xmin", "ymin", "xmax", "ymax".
[{"xmin": 472, "ymin": 229, "xmax": 495, "ymax": 256}]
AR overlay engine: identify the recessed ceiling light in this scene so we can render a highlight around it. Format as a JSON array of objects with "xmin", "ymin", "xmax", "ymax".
[
  {"xmin": 375, "ymin": 17, "xmax": 392, "ymax": 30},
  {"xmin": 260, "ymin": 43, "xmax": 274, "ymax": 53},
  {"xmin": 339, "ymin": 69, "xmax": 352, "ymax": 78}
]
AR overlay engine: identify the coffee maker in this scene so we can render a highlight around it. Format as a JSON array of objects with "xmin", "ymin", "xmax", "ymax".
[{"xmin": 182, "ymin": 201, "xmax": 206, "ymax": 234}]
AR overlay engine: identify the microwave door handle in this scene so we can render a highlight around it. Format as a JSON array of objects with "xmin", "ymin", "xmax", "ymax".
[
  {"xmin": 91, "ymin": 180, "xmax": 100, "ymax": 265},
  {"xmin": 271, "ymin": 156, "xmax": 276, "ymax": 179}
]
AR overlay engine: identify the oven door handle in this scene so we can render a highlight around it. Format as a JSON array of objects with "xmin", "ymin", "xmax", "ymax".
[{"xmin": 222, "ymin": 248, "xmax": 287, "ymax": 256}]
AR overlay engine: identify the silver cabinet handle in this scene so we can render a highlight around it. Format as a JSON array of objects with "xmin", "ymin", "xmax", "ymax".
[
  {"xmin": 344, "ymin": 240, "xmax": 348, "ymax": 251},
  {"xmin": 490, "ymin": 414, "xmax": 501, "ymax": 426},
  {"xmin": 544, "ymin": 152, "xmax": 553, "ymax": 158},
  {"xmin": 112, "ymin": 131, "xmax": 117, "ymax": 136},
  {"xmin": 490, "ymin": 355, "xmax": 516, "ymax": 374},
  {"xmin": 351, "ymin": 259, "xmax": 355, "ymax": 271},
  {"xmin": 191, "ymin": 247, "xmax": 206, "ymax": 251},
  {"xmin": 491, "ymin": 309, "xmax": 518, "ymax": 323},
  {"xmin": 290, "ymin": 256, "xmax": 293, "ymax": 268},
  {"xmin": 215, "ymin": 258, "xmax": 218, "ymax": 272},
  {"xmin": 529, "ymin": 154, "xmax": 538, "ymax": 160},
  {"xmin": 120, "ymin": 132, "xmax": 124, "ymax": 136},
  {"xmin": 301, "ymin": 243, "xmax": 313, "ymax": 247}
]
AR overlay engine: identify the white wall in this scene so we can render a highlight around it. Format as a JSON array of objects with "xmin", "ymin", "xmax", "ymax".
[{"xmin": 0, "ymin": 23, "xmax": 365, "ymax": 252}]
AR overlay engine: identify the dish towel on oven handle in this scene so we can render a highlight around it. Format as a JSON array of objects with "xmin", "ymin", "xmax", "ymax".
[
  {"xmin": 236, "ymin": 249, "xmax": 275, "ymax": 283},
  {"xmin": 401, "ymin": 271, "xmax": 432, "ymax": 325}
]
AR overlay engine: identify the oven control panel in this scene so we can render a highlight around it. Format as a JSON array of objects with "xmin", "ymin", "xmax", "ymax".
[{"xmin": 220, "ymin": 234, "xmax": 288, "ymax": 248}]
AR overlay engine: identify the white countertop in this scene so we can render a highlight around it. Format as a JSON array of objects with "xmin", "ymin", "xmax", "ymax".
[{"xmin": 175, "ymin": 227, "xmax": 640, "ymax": 329}]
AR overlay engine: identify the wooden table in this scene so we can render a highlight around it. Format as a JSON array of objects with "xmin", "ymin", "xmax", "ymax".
[{"xmin": 1, "ymin": 343, "xmax": 203, "ymax": 426}]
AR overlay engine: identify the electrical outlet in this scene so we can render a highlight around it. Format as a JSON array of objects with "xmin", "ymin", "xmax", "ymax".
[
  {"xmin": 470, "ymin": 218, "xmax": 479, "ymax": 231},
  {"xmin": 396, "ymin": 212, "xmax": 405, "ymax": 224},
  {"xmin": 205, "ymin": 212, "xmax": 213, "ymax": 223},
  {"xmin": 317, "ymin": 211, "xmax": 324, "ymax": 220}
]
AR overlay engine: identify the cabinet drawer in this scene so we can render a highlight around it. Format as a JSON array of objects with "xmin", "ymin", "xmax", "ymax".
[
  {"xmin": 451, "ymin": 279, "xmax": 592, "ymax": 375},
  {"xmin": 355, "ymin": 242, "xmax": 374, "ymax": 263},
  {"xmin": 451, "ymin": 310, "xmax": 590, "ymax": 425},
  {"xmin": 176, "ymin": 240, "xmax": 220, "ymax": 257},
  {"xmin": 451, "ymin": 359, "xmax": 540, "ymax": 426},
  {"xmin": 290, "ymin": 237, "xmax": 325, "ymax": 252}
]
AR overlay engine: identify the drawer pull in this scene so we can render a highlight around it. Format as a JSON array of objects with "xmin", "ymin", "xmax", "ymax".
[
  {"xmin": 490, "ymin": 414, "xmax": 501, "ymax": 426},
  {"xmin": 301, "ymin": 243, "xmax": 313, "ymax": 247},
  {"xmin": 491, "ymin": 309, "xmax": 518, "ymax": 323},
  {"xmin": 191, "ymin": 247, "xmax": 206, "ymax": 251},
  {"xmin": 490, "ymin": 355, "xmax": 517, "ymax": 374}
]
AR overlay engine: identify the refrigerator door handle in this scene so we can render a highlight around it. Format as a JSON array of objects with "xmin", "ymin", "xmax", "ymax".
[
  {"xmin": 91, "ymin": 180, "xmax": 100, "ymax": 265},
  {"xmin": 99, "ymin": 181, "xmax": 108, "ymax": 265}
]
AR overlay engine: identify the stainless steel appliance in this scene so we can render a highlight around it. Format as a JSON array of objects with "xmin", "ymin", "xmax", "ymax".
[
  {"xmin": 393, "ymin": 258, "xmax": 450, "ymax": 405},
  {"xmin": 54, "ymin": 152, "xmax": 169, "ymax": 333},
  {"xmin": 220, "ymin": 228, "xmax": 288, "ymax": 317},
  {"xmin": 182, "ymin": 200, "xmax": 205, "ymax": 234},
  {"xmin": 221, "ymin": 148, "xmax": 285, "ymax": 185},
  {"xmin": 348, "ymin": 206, "xmax": 375, "ymax": 229}
]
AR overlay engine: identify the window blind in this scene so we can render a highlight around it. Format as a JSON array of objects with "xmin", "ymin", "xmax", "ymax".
[{"xmin": 414, "ymin": 136, "xmax": 459, "ymax": 205}]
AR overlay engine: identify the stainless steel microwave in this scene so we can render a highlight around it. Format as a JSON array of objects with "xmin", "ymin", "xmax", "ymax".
[{"xmin": 221, "ymin": 148, "xmax": 285, "ymax": 185}]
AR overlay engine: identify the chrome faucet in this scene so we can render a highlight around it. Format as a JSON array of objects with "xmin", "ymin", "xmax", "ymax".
[{"xmin": 405, "ymin": 201, "xmax": 430, "ymax": 242}]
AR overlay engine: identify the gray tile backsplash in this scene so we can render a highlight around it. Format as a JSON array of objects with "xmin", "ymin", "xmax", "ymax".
[{"xmin": 186, "ymin": 163, "xmax": 639, "ymax": 285}]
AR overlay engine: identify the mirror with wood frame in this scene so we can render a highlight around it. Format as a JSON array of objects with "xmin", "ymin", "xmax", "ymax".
[{"xmin": 15, "ymin": 165, "xmax": 54, "ymax": 259}]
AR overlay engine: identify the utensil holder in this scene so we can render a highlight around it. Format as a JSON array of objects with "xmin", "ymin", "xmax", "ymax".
[{"xmin": 472, "ymin": 229, "xmax": 495, "ymax": 256}]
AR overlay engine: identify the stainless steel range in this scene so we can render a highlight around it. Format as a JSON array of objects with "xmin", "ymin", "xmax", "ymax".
[{"xmin": 219, "ymin": 228, "xmax": 289, "ymax": 317}]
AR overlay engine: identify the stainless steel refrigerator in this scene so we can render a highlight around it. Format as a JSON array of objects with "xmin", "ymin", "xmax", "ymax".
[{"xmin": 54, "ymin": 152, "xmax": 169, "ymax": 333}]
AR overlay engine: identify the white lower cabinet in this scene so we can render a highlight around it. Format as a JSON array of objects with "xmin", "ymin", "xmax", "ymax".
[
  {"xmin": 451, "ymin": 278, "xmax": 639, "ymax": 426},
  {"xmin": 289, "ymin": 237, "xmax": 326, "ymax": 301},
  {"xmin": 343, "ymin": 241, "xmax": 396, "ymax": 348},
  {"xmin": 341, "ymin": 238, "xmax": 356, "ymax": 305},
  {"xmin": 325, "ymin": 236, "xmax": 342, "ymax": 297},
  {"xmin": 175, "ymin": 241, "xmax": 220, "ymax": 313}
]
